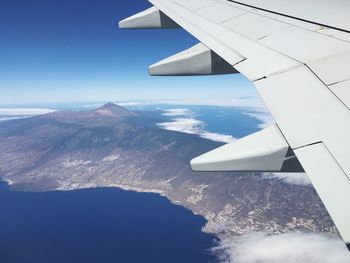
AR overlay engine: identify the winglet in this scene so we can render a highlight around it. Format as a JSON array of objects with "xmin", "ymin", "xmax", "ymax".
[
  {"xmin": 191, "ymin": 125, "xmax": 297, "ymax": 172},
  {"xmin": 119, "ymin": 6, "xmax": 179, "ymax": 29}
]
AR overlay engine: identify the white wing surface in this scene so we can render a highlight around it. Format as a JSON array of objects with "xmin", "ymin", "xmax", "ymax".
[{"xmin": 119, "ymin": 0, "xmax": 350, "ymax": 249}]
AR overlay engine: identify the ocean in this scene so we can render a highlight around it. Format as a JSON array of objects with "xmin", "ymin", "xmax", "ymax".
[{"xmin": 0, "ymin": 181, "xmax": 219, "ymax": 263}]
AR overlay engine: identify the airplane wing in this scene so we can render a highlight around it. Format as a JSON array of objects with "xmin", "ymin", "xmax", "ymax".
[{"xmin": 119, "ymin": 0, "xmax": 350, "ymax": 250}]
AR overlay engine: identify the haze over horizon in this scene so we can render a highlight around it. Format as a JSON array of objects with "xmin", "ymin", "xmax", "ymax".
[{"xmin": 0, "ymin": 0, "xmax": 257, "ymax": 105}]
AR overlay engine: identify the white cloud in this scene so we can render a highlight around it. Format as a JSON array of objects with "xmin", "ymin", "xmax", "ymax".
[
  {"xmin": 0, "ymin": 108, "xmax": 56, "ymax": 116},
  {"xmin": 263, "ymin": 172, "xmax": 312, "ymax": 186},
  {"xmin": 154, "ymin": 97, "xmax": 265, "ymax": 109},
  {"xmin": 0, "ymin": 116, "xmax": 30, "ymax": 122},
  {"xmin": 214, "ymin": 232, "xmax": 350, "ymax": 263},
  {"xmin": 157, "ymin": 109, "xmax": 236, "ymax": 143},
  {"xmin": 243, "ymin": 111, "xmax": 275, "ymax": 129},
  {"xmin": 79, "ymin": 103, "xmax": 105, "ymax": 108},
  {"xmin": 116, "ymin": 101, "xmax": 152, "ymax": 107},
  {"xmin": 158, "ymin": 118, "xmax": 203, "ymax": 134},
  {"xmin": 98, "ymin": 96, "xmax": 267, "ymax": 110},
  {"xmin": 200, "ymin": 132, "xmax": 237, "ymax": 144},
  {"xmin": 162, "ymin": 108, "xmax": 193, "ymax": 117}
]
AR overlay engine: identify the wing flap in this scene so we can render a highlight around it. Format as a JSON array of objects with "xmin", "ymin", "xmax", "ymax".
[
  {"xmin": 255, "ymin": 65, "xmax": 350, "ymax": 180},
  {"xmin": 295, "ymin": 143, "xmax": 350, "ymax": 244}
]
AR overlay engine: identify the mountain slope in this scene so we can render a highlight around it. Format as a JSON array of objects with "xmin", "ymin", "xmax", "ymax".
[{"xmin": 0, "ymin": 103, "xmax": 338, "ymax": 239}]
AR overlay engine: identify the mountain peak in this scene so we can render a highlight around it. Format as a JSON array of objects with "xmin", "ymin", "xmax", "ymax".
[{"xmin": 92, "ymin": 103, "xmax": 136, "ymax": 117}]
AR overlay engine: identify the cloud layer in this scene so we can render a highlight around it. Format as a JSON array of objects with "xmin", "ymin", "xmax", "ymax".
[
  {"xmin": 157, "ymin": 109, "xmax": 236, "ymax": 144},
  {"xmin": 0, "ymin": 108, "xmax": 56, "ymax": 116},
  {"xmin": 116, "ymin": 97, "xmax": 268, "ymax": 110},
  {"xmin": 263, "ymin": 172, "xmax": 312, "ymax": 186},
  {"xmin": 161, "ymin": 108, "xmax": 193, "ymax": 117},
  {"xmin": 214, "ymin": 232, "xmax": 350, "ymax": 263}
]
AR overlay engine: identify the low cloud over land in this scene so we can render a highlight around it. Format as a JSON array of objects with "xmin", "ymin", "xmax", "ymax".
[
  {"xmin": 214, "ymin": 232, "xmax": 350, "ymax": 263},
  {"xmin": 263, "ymin": 172, "xmax": 312, "ymax": 186}
]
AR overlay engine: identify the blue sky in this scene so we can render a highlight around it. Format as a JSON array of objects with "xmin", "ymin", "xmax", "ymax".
[{"xmin": 0, "ymin": 0, "xmax": 257, "ymax": 105}]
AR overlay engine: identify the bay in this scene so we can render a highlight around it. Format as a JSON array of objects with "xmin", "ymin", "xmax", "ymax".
[{"xmin": 0, "ymin": 181, "xmax": 218, "ymax": 263}]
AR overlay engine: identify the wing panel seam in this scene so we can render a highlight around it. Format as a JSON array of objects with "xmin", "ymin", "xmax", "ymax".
[{"xmin": 226, "ymin": 0, "xmax": 350, "ymax": 33}]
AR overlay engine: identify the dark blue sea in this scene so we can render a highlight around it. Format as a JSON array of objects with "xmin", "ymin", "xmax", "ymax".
[{"xmin": 0, "ymin": 181, "xmax": 219, "ymax": 263}]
